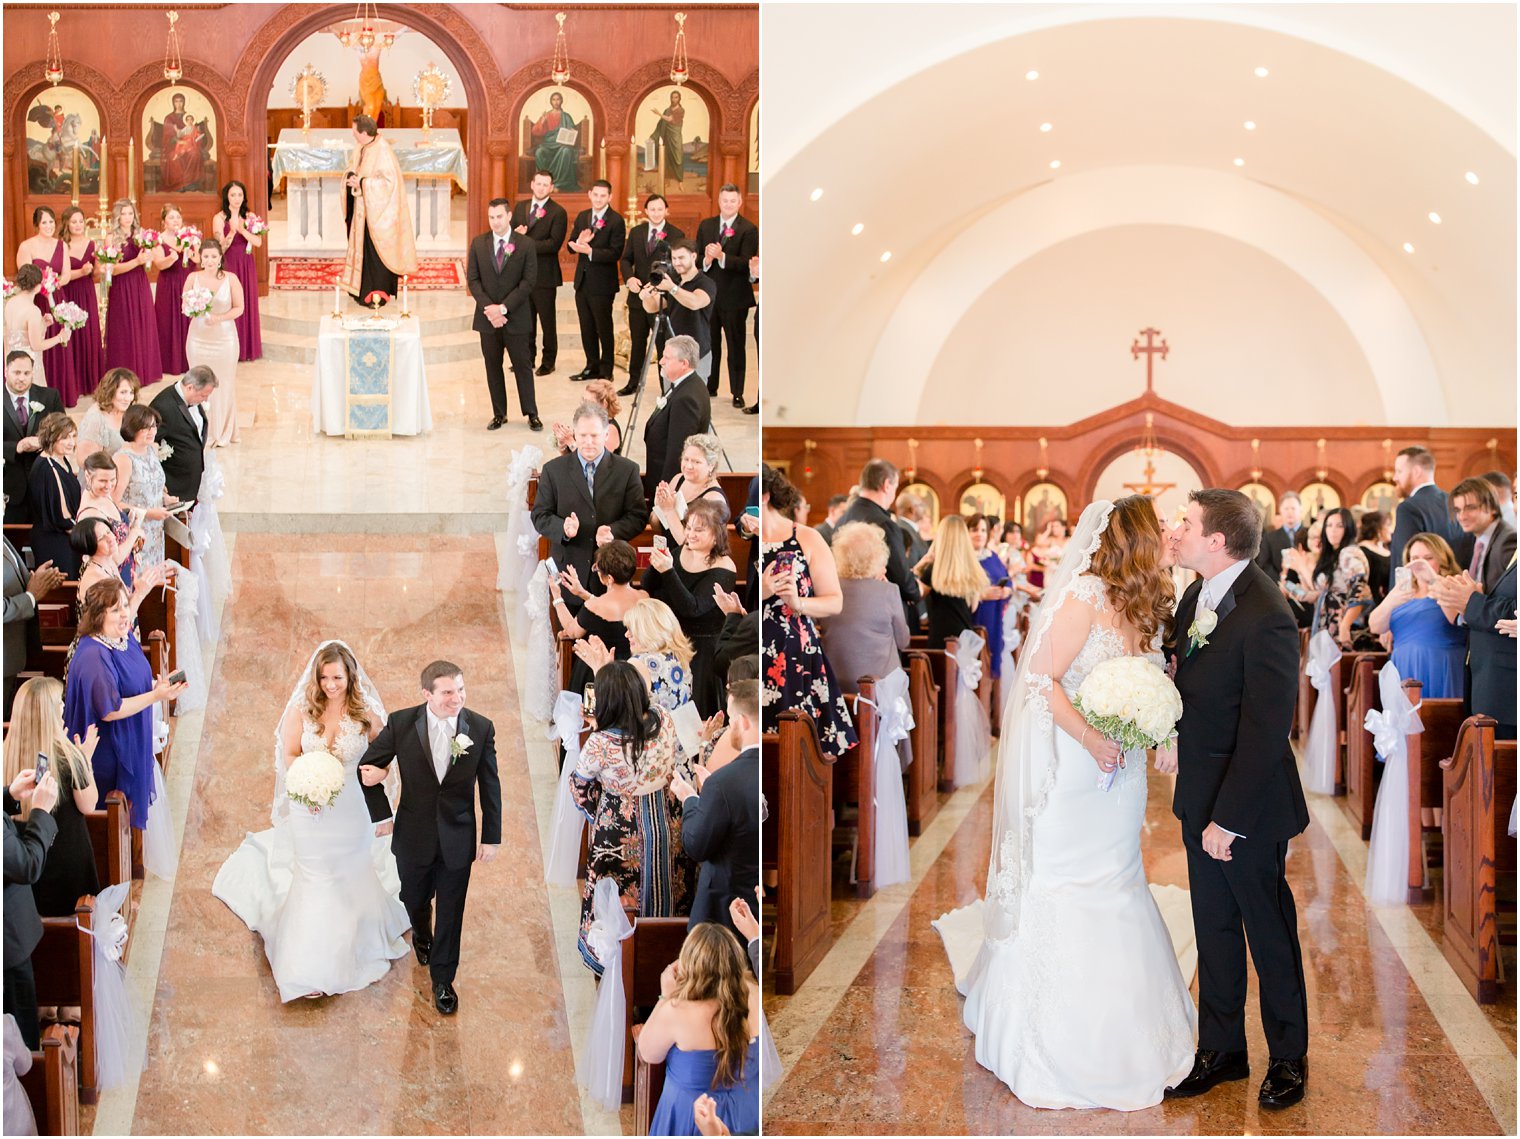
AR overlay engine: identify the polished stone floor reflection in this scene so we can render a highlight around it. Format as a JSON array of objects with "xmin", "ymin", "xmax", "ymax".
[{"xmin": 764, "ymin": 762, "xmax": 1516, "ymax": 1136}]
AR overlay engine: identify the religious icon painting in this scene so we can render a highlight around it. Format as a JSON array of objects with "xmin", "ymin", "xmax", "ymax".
[
  {"xmin": 142, "ymin": 84, "xmax": 219, "ymax": 194},
  {"xmin": 1239, "ymin": 481, "xmax": 1278, "ymax": 524},
  {"xmin": 520, "ymin": 85, "xmax": 594, "ymax": 194},
  {"xmin": 1299, "ymin": 480, "xmax": 1343, "ymax": 516},
  {"xmin": 902, "ymin": 481, "xmax": 942, "ymax": 526},
  {"xmin": 1020, "ymin": 481, "xmax": 1069, "ymax": 534},
  {"xmin": 1361, "ymin": 480, "xmax": 1398, "ymax": 516},
  {"xmin": 24, "ymin": 85, "xmax": 101, "ymax": 195},
  {"xmin": 747, "ymin": 101, "xmax": 759, "ymax": 194},
  {"xmin": 960, "ymin": 481, "xmax": 1006, "ymax": 522},
  {"xmin": 635, "ymin": 84, "xmax": 711, "ymax": 196}
]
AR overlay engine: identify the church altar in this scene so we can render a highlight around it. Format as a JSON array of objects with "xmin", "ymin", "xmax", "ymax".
[
  {"xmin": 311, "ymin": 315, "xmax": 433, "ymax": 438},
  {"xmin": 270, "ymin": 128, "xmax": 467, "ymax": 255}
]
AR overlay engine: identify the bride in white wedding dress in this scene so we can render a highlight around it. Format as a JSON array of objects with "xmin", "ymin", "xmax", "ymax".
[
  {"xmin": 934, "ymin": 496, "xmax": 1197, "ymax": 1111},
  {"xmin": 213, "ymin": 641, "xmax": 410, "ymax": 1002}
]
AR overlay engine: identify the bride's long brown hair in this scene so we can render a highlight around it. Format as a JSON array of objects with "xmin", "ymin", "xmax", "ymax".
[
  {"xmin": 302, "ymin": 642, "xmax": 373, "ymax": 732},
  {"xmin": 1087, "ymin": 495, "xmax": 1175, "ymax": 645}
]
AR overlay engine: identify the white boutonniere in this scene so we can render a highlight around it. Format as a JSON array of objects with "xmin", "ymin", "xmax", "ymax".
[
  {"xmin": 1187, "ymin": 606, "xmax": 1218, "ymax": 653},
  {"xmin": 449, "ymin": 732, "xmax": 472, "ymax": 764},
  {"xmin": 655, "ymin": 394, "xmax": 669, "ymax": 411},
  {"xmin": 156, "ymin": 442, "xmax": 174, "ymax": 461},
  {"xmin": 28, "ymin": 400, "xmax": 44, "ymax": 415}
]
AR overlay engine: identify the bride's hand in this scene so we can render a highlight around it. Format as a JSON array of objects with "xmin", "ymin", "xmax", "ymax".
[
  {"xmin": 374, "ymin": 820, "xmax": 394, "ymax": 837},
  {"xmin": 1081, "ymin": 723, "xmax": 1122, "ymax": 772},
  {"xmin": 1154, "ymin": 742, "xmax": 1178, "ymax": 774},
  {"xmin": 358, "ymin": 763, "xmax": 386, "ymax": 786}
]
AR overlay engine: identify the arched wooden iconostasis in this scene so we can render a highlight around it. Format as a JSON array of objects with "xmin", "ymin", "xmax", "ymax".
[{"xmin": 3, "ymin": 4, "xmax": 759, "ymax": 293}]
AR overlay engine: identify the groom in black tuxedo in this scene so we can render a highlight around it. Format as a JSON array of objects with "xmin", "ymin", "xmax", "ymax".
[
  {"xmin": 358, "ymin": 660, "xmax": 501, "ymax": 1015},
  {"xmin": 1165, "ymin": 489, "xmax": 1310, "ymax": 1109}
]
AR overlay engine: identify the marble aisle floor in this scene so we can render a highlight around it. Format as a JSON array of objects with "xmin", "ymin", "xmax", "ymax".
[
  {"xmin": 123, "ymin": 533, "xmax": 585, "ymax": 1135},
  {"xmin": 764, "ymin": 762, "xmax": 1516, "ymax": 1136}
]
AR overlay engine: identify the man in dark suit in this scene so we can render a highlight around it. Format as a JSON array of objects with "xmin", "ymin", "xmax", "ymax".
[
  {"xmin": 696, "ymin": 184, "xmax": 759, "ymax": 409},
  {"xmin": 618, "ymin": 194, "xmax": 684, "ymax": 396},
  {"xmin": 1254, "ymin": 490, "xmax": 1302, "ymax": 582},
  {"xmin": 466, "ymin": 198, "xmax": 540, "ymax": 432},
  {"xmin": 3, "ymin": 351, "xmax": 63, "ymax": 524},
  {"xmin": 147, "ymin": 365, "xmax": 216, "ymax": 502},
  {"xmin": 642, "ymin": 334, "xmax": 711, "ymax": 495},
  {"xmin": 1435, "ymin": 553, "xmax": 1517, "ymax": 740},
  {"xmin": 1388, "ymin": 445, "xmax": 1470, "ymax": 586},
  {"xmin": 1450, "ymin": 477, "xmax": 1517, "ymax": 595},
  {"xmin": 357, "ymin": 660, "xmax": 500, "ymax": 1015},
  {"xmin": 834, "ymin": 458, "xmax": 922, "ymax": 629},
  {"xmin": 4, "ymin": 769, "xmax": 60, "ymax": 1048},
  {"xmin": 1165, "ymin": 490, "xmax": 1310, "ymax": 1110},
  {"xmin": 530, "ymin": 403, "xmax": 650, "ymax": 596},
  {"xmin": 671, "ymin": 677, "xmax": 760, "ymax": 940},
  {"xmin": 814, "ymin": 494, "xmax": 851, "ymax": 545},
  {"xmin": 4, "ymin": 535, "xmax": 63, "ymax": 718},
  {"xmin": 567, "ymin": 179, "xmax": 626, "ymax": 382},
  {"xmin": 511, "ymin": 170, "xmax": 568, "ymax": 376}
]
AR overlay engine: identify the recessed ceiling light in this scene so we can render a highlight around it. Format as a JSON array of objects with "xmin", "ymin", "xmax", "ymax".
[
  {"xmin": 1244, "ymin": 120, "xmax": 1256, "ymax": 131},
  {"xmin": 1465, "ymin": 171, "xmax": 1479, "ymax": 185},
  {"xmin": 1403, "ymin": 242, "xmax": 1415, "ymax": 253},
  {"xmin": 1026, "ymin": 70, "xmax": 1039, "ymax": 81},
  {"xmin": 1233, "ymin": 157, "xmax": 1245, "ymax": 167},
  {"xmin": 1428, "ymin": 212, "xmax": 1442, "ymax": 224},
  {"xmin": 851, "ymin": 223, "xmax": 864, "ymax": 236},
  {"xmin": 880, "ymin": 251, "xmax": 892, "ymax": 263},
  {"xmin": 1039, "ymin": 122, "xmax": 1053, "ymax": 133},
  {"xmin": 809, "ymin": 187, "xmax": 823, "ymax": 202},
  {"xmin": 1254, "ymin": 66, "xmax": 1269, "ymax": 78},
  {"xmin": 1049, "ymin": 159, "xmax": 1061, "ymax": 169}
]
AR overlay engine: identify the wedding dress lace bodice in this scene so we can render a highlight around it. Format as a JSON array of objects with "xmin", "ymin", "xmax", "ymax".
[
  {"xmin": 1055, "ymin": 575, "xmax": 1164, "ymax": 698},
  {"xmin": 300, "ymin": 715, "xmax": 368, "ymax": 775}
]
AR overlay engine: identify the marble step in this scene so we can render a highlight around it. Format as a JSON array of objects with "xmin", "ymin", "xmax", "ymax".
[{"xmin": 259, "ymin": 326, "xmax": 484, "ymax": 366}]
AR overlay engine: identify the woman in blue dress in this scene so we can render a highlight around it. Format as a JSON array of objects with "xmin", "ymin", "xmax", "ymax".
[
  {"xmin": 1368, "ymin": 531, "xmax": 1467, "ymax": 699},
  {"xmin": 967, "ymin": 513, "xmax": 1013, "ymax": 679},
  {"xmin": 638, "ymin": 922, "xmax": 761, "ymax": 1136}
]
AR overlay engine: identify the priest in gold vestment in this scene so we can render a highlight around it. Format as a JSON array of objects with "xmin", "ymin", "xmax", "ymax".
[{"xmin": 342, "ymin": 115, "xmax": 418, "ymax": 303}]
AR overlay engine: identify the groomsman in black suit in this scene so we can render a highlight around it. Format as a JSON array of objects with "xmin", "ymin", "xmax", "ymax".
[
  {"xmin": 618, "ymin": 194, "xmax": 684, "ymax": 396},
  {"xmin": 1388, "ymin": 445, "xmax": 1470, "ymax": 586},
  {"xmin": 466, "ymin": 199, "xmax": 540, "ymax": 431},
  {"xmin": 642, "ymin": 335, "xmax": 712, "ymax": 495},
  {"xmin": 511, "ymin": 171, "xmax": 568, "ymax": 376},
  {"xmin": 696, "ymin": 184, "xmax": 759, "ymax": 409},
  {"xmin": 3, "ymin": 352, "xmax": 63, "ymax": 525},
  {"xmin": 1254, "ymin": 490, "xmax": 1302, "ymax": 582},
  {"xmin": 567, "ymin": 180, "xmax": 626, "ymax": 382},
  {"xmin": 1434, "ymin": 552, "xmax": 1517, "ymax": 739},
  {"xmin": 147, "ymin": 365, "xmax": 216, "ymax": 502}
]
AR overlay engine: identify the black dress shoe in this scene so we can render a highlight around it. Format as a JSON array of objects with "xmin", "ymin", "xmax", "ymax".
[
  {"xmin": 528, "ymin": 415, "xmax": 544, "ymax": 432},
  {"xmin": 731, "ymin": 395, "xmax": 746, "ymax": 408},
  {"xmin": 433, "ymin": 982, "xmax": 458, "ymax": 1015},
  {"xmin": 412, "ymin": 938, "xmax": 431, "ymax": 967},
  {"xmin": 487, "ymin": 416, "xmax": 505, "ymax": 431},
  {"xmin": 568, "ymin": 369, "xmax": 594, "ymax": 381},
  {"xmin": 616, "ymin": 382, "xmax": 639, "ymax": 397},
  {"xmin": 742, "ymin": 403, "xmax": 759, "ymax": 416},
  {"xmin": 535, "ymin": 364, "xmax": 555, "ymax": 376},
  {"xmin": 1163, "ymin": 1049, "xmax": 1250, "ymax": 1098},
  {"xmin": 1258, "ymin": 1056, "xmax": 1306, "ymax": 1109}
]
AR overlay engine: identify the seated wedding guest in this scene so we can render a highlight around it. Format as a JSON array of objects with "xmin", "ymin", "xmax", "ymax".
[
  {"xmin": 73, "ymin": 518, "xmax": 166, "ymax": 625},
  {"xmin": 25, "ymin": 413, "xmax": 82, "ymax": 579},
  {"xmin": 551, "ymin": 379, "xmax": 623, "ymax": 456},
  {"xmin": 77, "ymin": 449, "xmax": 167, "ymax": 580},
  {"xmin": 1450, "ymin": 476, "xmax": 1517, "ymax": 595},
  {"xmin": 75, "ymin": 367, "xmax": 140, "ymax": 463},
  {"xmin": 3, "ymin": 677, "xmax": 99, "ymax": 917},
  {"xmin": 1432, "ymin": 545, "xmax": 1517, "ymax": 739},
  {"xmin": 636, "ymin": 922, "xmax": 761, "ymax": 1137},
  {"xmin": 532, "ymin": 402, "xmax": 649, "ymax": 600},
  {"xmin": 1482, "ymin": 470, "xmax": 1516, "ymax": 528},
  {"xmin": 761, "ymin": 465, "xmax": 855, "ymax": 756},
  {"xmin": 968, "ymin": 513, "xmax": 1013, "ymax": 679},
  {"xmin": 1357, "ymin": 510, "xmax": 1392, "ymax": 603},
  {"xmin": 4, "ymin": 1013, "xmax": 38, "ymax": 1137},
  {"xmin": 64, "ymin": 579, "xmax": 185, "ymax": 836},
  {"xmin": 4, "ymin": 350, "xmax": 64, "ymax": 526},
  {"xmin": 573, "ymin": 597, "xmax": 695, "ymax": 712},
  {"xmin": 644, "ymin": 499, "xmax": 738, "ymax": 718},
  {"xmin": 916, "ymin": 514, "xmax": 999, "ymax": 645},
  {"xmin": 671, "ymin": 677, "xmax": 760, "ymax": 941},
  {"xmin": 834, "ymin": 459, "xmax": 921, "ymax": 629},
  {"xmin": 653, "ymin": 433, "xmax": 726, "ymax": 542},
  {"xmin": 814, "ymin": 494, "xmax": 850, "ymax": 545},
  {"xmin": 146, "ymin": 364, "xmax": 216, "ymax": 503},
  {"xmin": 1367, "ymin": 533, "xmax": 1467, "ymax": 699},
  {"xmin": 113, "ymin": 403, "xmax": 177, "ymax": 572},
  {"xmin": 572, "ymin": 661, "xmax": 691, "ymax": 976},
  {"xmin": 820, "ymin": 521, "xmax": 910, "ymax": 695},
  {"xmin": 4, "ymin": 535, "xmax": 65, "ymax": 718},
  {"xmin": 1314, "ymin": 545, "xmax": 1378, "ymax": 651},
  {"xmin": 550, "ymin": 540, "xmax": 647, "ymax": 700},
  {"xmin": 3, "ymin": 765, "xmax": 60, "ymax": 1049},
  {"xmin": 1028, "ymin": 516, "xmax": 1069, "ymax": 589}
]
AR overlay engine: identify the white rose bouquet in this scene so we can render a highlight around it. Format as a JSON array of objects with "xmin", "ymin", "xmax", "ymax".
[
  {"xmin": 285, "ymin": 748, "xmax": 346, "ymax": 813},
  {"xmin": 182, "ymin": 286, "xmax": 214, "ymax": 320},
  {"xmin": 1073, "ymin": 656, "xmax": 1183, "ymax": 789}
]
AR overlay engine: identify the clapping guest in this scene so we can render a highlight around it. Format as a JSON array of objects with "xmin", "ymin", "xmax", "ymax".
[
  {"xmin": 1314, "ymin": 545, "xmax": 1377, "ymax": 650},
  {"xmin": 820, "ymin": 521, "xmax": 910, "ymax": 695},
  {"xmin": 25, "ymin": 413, "xmax": 81, "ymax": 579},
  {"xmin": 100, "ymin": 200, "xmax": 163, "ymax": 384},
  {"xmin": 113, "ymin": 404, "xmax": 178, "ymax": 572},
  {"xmin": 626, "ymin": 598, "xmax": 696, "ymax": 711},
  {"xmin": 1482, "ymin": 470, "xmax": 1516, "ymax": 528},
  {"xmin": 1450, "ymin": 477, "xmax": 1517, "ymax": 595},
  {"xmin": 1367, "ymin": 533, "xmax": 1467, "ymax": 698},
  {"xmin": 75, "ymin": 368, "xmax": 140, "ymax": 462},
  {"xmin": 151, "ymin": 205, "xmax": 194, "ymax": 378},
  {"xmin": 968, "ymin": 513, "xmax": 1013, "ymax": 679},
  {"xmin": 653, "ymin": 433, "xmax": 726, "ymax": 542},
  {"xmin": 57, "ymin": 207, "xmax": 104, "ymax": 402},
  {"xmin": 3, "ymin": 678, "xmax": 100, "ymax": 917},
  {"xmin": 212, "ymin": 180, "xmax": 262, "ymax": 362},
  {"xmin": 552, "ymin": 380, "xmax": 623, "ymax": 455},
  {"xmin": 1432, "ymin": 547, "xmax": 1517, "ymax": 739},
  {"xmin": 915, "ymin": 514, "xmax": 1001, "ymax": 645},
  {"xmin": 551, "ymin": 541, "xmax": 647, "ymax": 700},
  {"xmin": 1357, "ymin": 510, "xmax": 1392, "ymax": 603},
  {"xmin": 572, "ymin": 661, "xmax": 691, "ymax": 976},
  {"xmin": 4, "ymin": 535, "xmax": 65, "ymax": 718},
  {"xmin": 644, "ymin": 499, "xmax": 738, "ymax": 718},
  {"xmin": 1028, "ymin": 516, "xmax": 1069, "ymax": 589},
  {"xmin": 3, "ymin": 765, "xmax": 61, "ymax": 1049},
  {"xmin": 77, "ymin": 449, "xmax": 164, "ymax": 578},
  {"xmin": 72, "ymin": 518, "xmax": 165, "ymax": 625}
]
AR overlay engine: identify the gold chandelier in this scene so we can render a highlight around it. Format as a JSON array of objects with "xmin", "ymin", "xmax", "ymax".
[
  {"xmin": 163, "ymin": 10, "xmax": 183, "ymax": 82},
  {"xmin": 550, "ymin": 12, "xmax": 571, "ymax": 86},
  {"xmin": 44, "ymin": 11, "xmax": 64, "ymax": 85},
  {"xmin": 669, "ymin": 12, "xmax": 689, "ymax": 85}
]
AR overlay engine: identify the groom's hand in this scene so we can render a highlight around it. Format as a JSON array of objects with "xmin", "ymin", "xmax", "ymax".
[
  {"xmin": 476, "ymin": 843, "xmax": 499, "ymax": 863},
  {"xmin": 374, "ymin": 821, "xmax": 393, "ymax": 837},
  {"xmin": 358, "ymin": 764, "xmax": 386, "ymax": 786},
  {"xmin": 1154, "ymin": 743, "xmax": 1178, "ymax": 774},
  {"xmin": 1202, "ymin": 822, "xmax": 1235, "ymax": 861}
]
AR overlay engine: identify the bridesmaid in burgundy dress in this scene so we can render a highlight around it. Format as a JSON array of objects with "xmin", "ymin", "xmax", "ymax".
[
  {"xmin": 59, "ymin": 207, "xmax": 105, "ymax": 400},
  {"xmin": 213, "ymin": 180, "xmax": 262, "ymax": 361},
  {"xmin": 152, "ymin": 205, "xmax": 194, "ymax": 377},
  {"xmin": 101, "ymin": 200, "xmax": 163, "ymax": 384},
  {"xmin": 16, "ymin": 207, "xmax": 83, "ymax": 406}
]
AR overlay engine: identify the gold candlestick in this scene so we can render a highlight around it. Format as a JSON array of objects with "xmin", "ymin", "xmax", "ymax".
[{"xmin": 128, "ymin": 136, "xmax": 136, "ymax": 208}]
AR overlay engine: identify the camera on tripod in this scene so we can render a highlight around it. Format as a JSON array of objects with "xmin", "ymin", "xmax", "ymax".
[{"xmin": 646, "ymin": 241, "xmax": 675, "ymax": 288}]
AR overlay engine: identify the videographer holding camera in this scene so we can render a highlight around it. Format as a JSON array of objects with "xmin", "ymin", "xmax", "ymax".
[
  {"xmin": 635, "ymin": 239, "xmax": 716, "ymax": 395},
  {"xmin": 618, "ymin": 195, "xmax": 686, "ymax": 397}
]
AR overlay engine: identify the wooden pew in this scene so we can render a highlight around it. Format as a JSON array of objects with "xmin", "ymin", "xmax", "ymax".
[
  {"xmin": 1440, "ymin": 716, "xmax": 1518, "ymax": 1004},
  {"xmin": 84, "ymin": 790, "xmax": 133, "ymax": 891},
  {"xmin": 762, "ymin": 711, "xmax": 835, "ymax": 995},
  {"xmin": 835, "ymin": 677, "xmax": 880, "ymax": 899},
  {"xmin": 1344, "ymin": 652, "xmax": 1390, "ymax": 839},
  {"xmin": 19, "ymin": 1024, "xmax": 80, "ymax": 1136},
  {"xmin": 1399, "ymin": 679, "xmax": 1467, "ymax": 903},
  {"xmin": 33, "ymin": 896, "xmax": 99, "ymax": 1104},
  {"xmin": 631, "ymin": 1023, "xmax": 665, "ymax": 1136},
  {"xmin": 619, "ymin": 912, "xmax": 687, "ymax": 1104},
  {"xmin": 904, "ymin": 651, "xmax": 940, "ymax": 836},
  {"xmin": 907, "ymin": 640, "xmax": 959, "ymax": 794}
]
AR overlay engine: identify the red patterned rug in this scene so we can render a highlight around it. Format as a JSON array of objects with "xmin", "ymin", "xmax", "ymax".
[{"xmin": 269, "ymin": 257, "xmax": 463, "ymax": 290}]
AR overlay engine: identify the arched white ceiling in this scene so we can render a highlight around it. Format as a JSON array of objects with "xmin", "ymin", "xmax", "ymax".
[{"xmin": 863, "ymin": 165, "xmax": 1443, "ymax": 424}]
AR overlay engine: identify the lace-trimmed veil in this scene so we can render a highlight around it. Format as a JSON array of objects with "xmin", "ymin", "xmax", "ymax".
[
  {"xmin": 270, "ymin": 640, "xmax": 391, "ymax": 826},
  {"xmin": 977, "ymin": 500, "xmax": 1115, "ymax": 947}
]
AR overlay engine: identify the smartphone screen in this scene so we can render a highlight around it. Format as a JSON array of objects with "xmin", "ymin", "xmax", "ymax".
[{"xmin": 33, "ymin": 751, "xmax": 50, "ymax": 782}]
